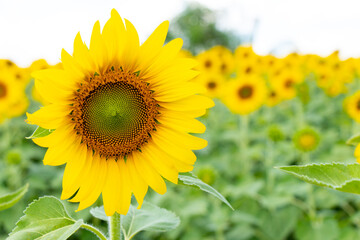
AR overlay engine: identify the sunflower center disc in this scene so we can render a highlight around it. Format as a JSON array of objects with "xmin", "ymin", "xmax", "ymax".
[
  {"xmin": 238, "ymin": 85, "xmax": 253, "ymax": 99},
  {"xmin": 72, "ymin": 69, "xmax": 158, "ymax": 158},
  {"xmin": 0, "ymin": 82, "xmax": 7, "ymax": 98}
]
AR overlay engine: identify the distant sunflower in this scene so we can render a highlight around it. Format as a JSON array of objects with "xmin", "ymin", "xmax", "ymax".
[
  {"xmin": 223, "ymin": 76, "xmax": 266, "ymax": 115},
  {"xmin": 0, "ymin": 71, "xmax": 28, "ymax": 121},
  {"xmin": 293, "ymin": 128, "xmax": 320, "ymax": 152},
  {"xmin": 27, "ymin": 9, "xmax": 213, "ymax": 216},
  {"xmin": 272, "ymin": 69, "xmax": 302, "ymax": 100},
  {"xmin": 194, "ymin": 72, "xmax": 225, "ymax": 99},
  {"xmin": 344, "ymin": 91, "xmax": 360, "ymax": 122}
]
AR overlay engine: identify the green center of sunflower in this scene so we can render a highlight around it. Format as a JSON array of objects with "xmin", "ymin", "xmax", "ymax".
[
  {"xmin": 238, "ymin": 85, "xmax": 253, "ymax": 99},
  {"xmin": 72, "ymin": 68, "xmax": 158, "ymax": 158},
  {"xmin": 0, "ymin": 82, "xmax": 7, "ymax": 98}
]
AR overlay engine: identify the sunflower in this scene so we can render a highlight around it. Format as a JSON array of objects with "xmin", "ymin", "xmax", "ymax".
[
  {"xmin": 344, "ymin": 91, "xmax": 360, "ymax": 122},
  {"xmin": 195, "ymin": 49, "xmax": 221, "ymax": 73},
  {"xmin": 193, "ymin": 72, "xmax": 225, "ymax": 99},
  {"xmin": 271, "ymin": 69, "xmax": 303, "ymax": 100},
  {"xmin": 26, "ymin": 9, "xmax": 213, "ymax": 216},
  {"xmin": 293, "ymin": 128, "xmax": 320, "ymax": 152},
  {"xmin": 0, "ymin": 71, "xmax": 28, "ymax": 121},
  {"xmin": 222, "ymin": 76, "xmax": 266, "ymax": 115}
]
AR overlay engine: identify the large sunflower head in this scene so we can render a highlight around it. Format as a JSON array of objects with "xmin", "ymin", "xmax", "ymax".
[
  {"xmin": 222, "ymin": 76, "xmax": 266, "ymax": 115},
  {"xmin": 26, "ymin": 9, "xmax": 214, "ymax": 216}
]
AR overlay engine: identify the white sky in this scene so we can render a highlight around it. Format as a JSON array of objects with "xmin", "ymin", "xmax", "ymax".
[{"xmin": 1, "ymin": 0, "xmax": 360, "ymax": 67}]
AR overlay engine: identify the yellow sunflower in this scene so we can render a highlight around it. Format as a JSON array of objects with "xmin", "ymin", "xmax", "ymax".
[
  {"xmin": 193, "ymin": 72, "xmax": 225, "ymax": 99},
  {"xmin": 222, "ymin": 76, "xmax": 266, "ymax": 115},
  {"xmin": 293, "ymin": 128, "xmax": 320, "ymax": 152},
  {"xmin": 344, "ymin": 91, "xmax": 360, "ymax": 122},
  {"xmin": 195, "ymin": 49, "xmax": 221, "ymax": 73},
  {"xmin": 0, "ymin": 71, "xmax": 28, "ymax": 120},
  {"xmin": 271, "ymin": 69, "xmax": 303, "ymax": 100},
  {"xmin": 26, "ymin": 9, "xmax": 213, "ymax": 216}
]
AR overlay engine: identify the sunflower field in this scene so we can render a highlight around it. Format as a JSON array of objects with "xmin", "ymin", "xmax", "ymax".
[{"xmin": 1, "ymin": 4, "xmax": 360, "ymax": 240}]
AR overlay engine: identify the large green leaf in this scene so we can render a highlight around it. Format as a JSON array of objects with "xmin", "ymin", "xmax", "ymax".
[
  {"xmin": 178, "ymin": 173, "xmax": 233, "ymax": 209},
  {"xmin": 0, "ymin": 184, "xmax": 29, "ymax": 211},
  {"xmin": 278, "ymin": 163, "xmax": 360, "ymax": 194},
  {"xmin": 91, "ymin": 202, "xmax": 180, "ymax": 240},
  {"xmin": 26, "ymin": 126, "xmax": 53, "ymax": 139},
  {"xmin": 8, "ymin": 196, "xmax": 83, "ymax": 240}
]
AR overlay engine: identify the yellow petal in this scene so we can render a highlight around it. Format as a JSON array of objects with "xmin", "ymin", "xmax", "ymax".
[
  {"xmin": 32, "ymin": 69, "xmax": 77, "ymax": 90},
  {"xmin": 116, "ymin": 159, "xmax": 132, "ymax": 215},
  {"xmin": 126, "ymin": 154, "xmax": 148, "ymax": 208},
  {"xmin": 61, "ymin": 144, "xmax": 88, "ymax": 199},
  {"xmin": 138, "ymin": 21, "xmax": 169, "ymax": 71},
  {"xmin": 32, "ymin": 123, "xmax": 74, "ymax": 148},
  {"xmin": 26, "ymin": 104, "xmax": 71, "ymax": 129},
  {"xmin": 132, "ymin": 150, "xmax": 167, "ymax": 195},
  {"xmin": 102, "ymin": 159, "xmax": 121, "ymax": 216},
  {"xmin": 73, "ymin": 32, "xmax": 96, "ymax": 76},
  {"xmin": 61, "ymin": 49, "xmax": 85, "ymax": 80},
  {"xmin": 158, "ymin": 112, "xmax": 206, "ymax": 133},
  {"xmin": 76, "ymin": 155, "xmax": 107, "ymax": 212},
  {"xmin": 90, "ymin": 21, "xmax": 107, "ymax": 73},
  {"xmin": 160, "ymin": 95, "xmax": 214, "ymax": 112},
  {"xmin": 151, "ymin": 132, "xmax": 197, "ymax": 165},
  {"xmin": 141, "ymin": 144, "xmax": 178, "ymax": 184},
  {"xmin": 156, "ymin": 126, "xmax": 207, "ymax": 150},
  {"xmin": 43, "ymin": 136, "xmax": 80, "ymax": 166}
]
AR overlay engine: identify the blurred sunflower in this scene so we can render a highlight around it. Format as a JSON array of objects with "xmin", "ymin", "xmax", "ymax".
[
  {"xmin": 222, "ymin": 76, "xmax": 266, "ymax": 115},
  {"xmin": 293, "ymin": 128, "xmax": 320, "ymax": 152},
  {"xmin": 27, "ymin": 9, "xmax": 213, "ymax": 216},
  {"xmin": 196, "ymin": 49, "xmax": 220, "ymax": 73},
  {"xmin": 344, "ymin": 91, "xmax": 360, "ymax": 122},
  {"xmin": 193, "ymin": 72, "xmax": 225, "ymax": 99},
  {"xmin": 271, "ymin": 69, "xmax": 303, "ymax": 100},
  {"xmin": 0, "ymin": 71, "xmax": 28, "ymax": 121},
  {"xmin": 265, "ymin": 88, "xmax": 282, "ymax": 107}
]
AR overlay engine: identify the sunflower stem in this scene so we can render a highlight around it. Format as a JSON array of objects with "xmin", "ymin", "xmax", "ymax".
[
  {"xmin": 82, "ymin": 223, "xmax": 107, "ymax": 240},
  {"xmin": 109, "ymin": 212, "xmax": 122, "ymax": 240},
  {"xmin": 239, "ymin": 115, "xmax": 250, "ymax": 176}
]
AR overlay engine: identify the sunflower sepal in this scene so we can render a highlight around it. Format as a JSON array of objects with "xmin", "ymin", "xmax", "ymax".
[
  {"xmin": 277, "ymin": 162, "xmax": 360, "ymax": 195},
  {"xmin": 346, "ymin": 133, "xmax": 360, "ymax": 146},
  {"xmin": 25, "ymin": 126, "xmax": 54, "ymax": 139},
  {"xmin": 178, "ymin": 172, "xmax": 233, "ymax": 210},
  {"xmin": 0, "ymin": 183, "xmax": 28, "ymax": 211},
  {"xmin": 90, "ymin": 201, "xmax": 180, "ymax": 240}
]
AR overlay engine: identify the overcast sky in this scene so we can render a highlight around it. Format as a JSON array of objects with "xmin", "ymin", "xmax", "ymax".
[{"xmin": 1, "ymin": 0, "xmax": 360, "ymax": 67}]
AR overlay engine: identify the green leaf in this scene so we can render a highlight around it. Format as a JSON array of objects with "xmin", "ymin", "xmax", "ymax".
[
  {"xmin": 346, "ymin": 133, "xmax": 360, "ymax": 146},
  {"xmin": 278, "ymin": 163, "xmax": 360, "ymax": 194},
  {"xmin": 8, "ymin": 196, "xmax": 83, "ymax": 240},
  {"xmin": 26, "ymin": 126, "xmax": 54, "ymax": 139},
  {"xmin": 0, "ymin": 184, "xmax": 28, "ymax": 211},
  {"xmin": 178, "ymin": 173, "xmax": 234, "ymax": 210},
  {"xmin": 91, "ymin": 202, "xmax": 180, "ymax": 240}
]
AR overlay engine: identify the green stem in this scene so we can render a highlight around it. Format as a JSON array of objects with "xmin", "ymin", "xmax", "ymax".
[
  {"xmin": 82, "ymin": 223, "xmax": 107, "ymax": 240},
  {"xmin": 239, "ymin": 115, "xmax": 250, "ymax": 176},
  {"xmin": 302, "ymin": 153, "xmax": 317, "ymax": 222},
  {"xmin": 265, "ymin": 140, "xmax": 275, "ymax": 193},
  {"xmin": 109, "ymin": 212, "xmax": 122, "ymax": 240}
]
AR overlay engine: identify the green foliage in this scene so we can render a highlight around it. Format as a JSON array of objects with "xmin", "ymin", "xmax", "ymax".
[
  {"xmin": 8, "ymin": 196, "xmax": 82, "ymax": 240},
  {"xmin": 91, "ymin": 202, "xmax": 180, "ymax": 240},
  {"xmin": 0, "ymin": 184, "xmax": 28, "ymax": 211},
  {"xmin": 178, "ymin": 173, "xmax": 233, "ymax": 210},
  {"xmin": 167, "ymin": 3, "xmax": 241, "ymax": 53},
  {"xmin": 8, "ymin": 196, "xmax": 105, "ymax": 240},
  {"xmin": 278, "ymin": 163, "xmax": 360, "ymax": 194}
]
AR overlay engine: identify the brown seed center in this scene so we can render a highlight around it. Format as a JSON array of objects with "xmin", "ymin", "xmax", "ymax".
[
  {"xmin": 71, "ymin": 68, "xmax": 158, "ymax": 158},
  {"xmin": 238, "ymin": 85, "xmax": 253, "ymax": 99}
]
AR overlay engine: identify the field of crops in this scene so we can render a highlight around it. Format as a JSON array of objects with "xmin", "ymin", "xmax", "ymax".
[{"xmin": 1, "ymin": 5, "xmax": 360, "ymax": 240}]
